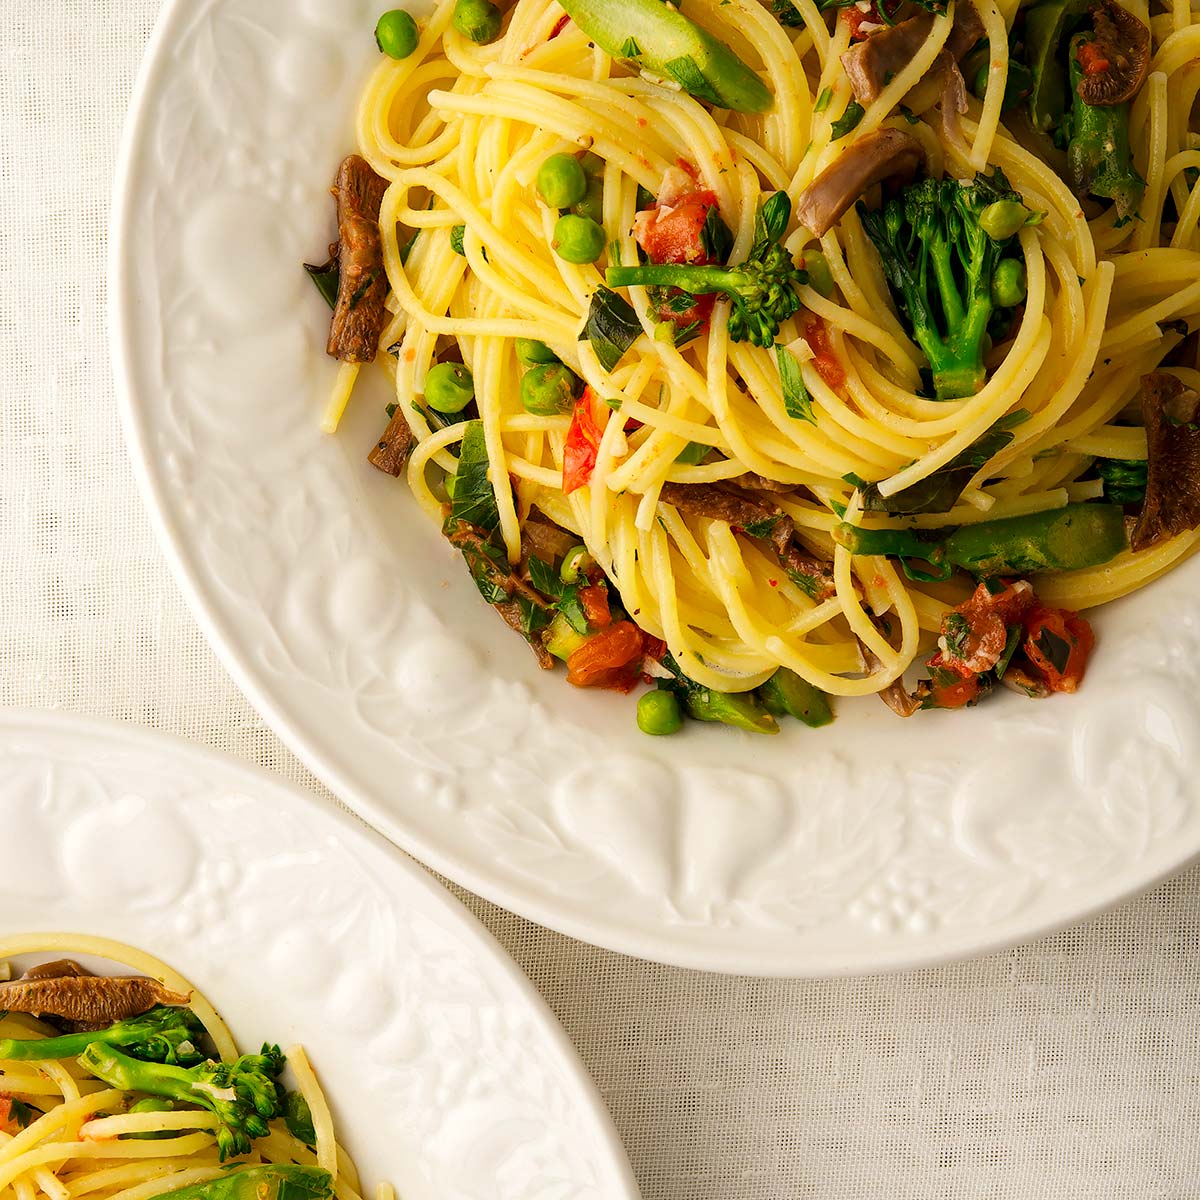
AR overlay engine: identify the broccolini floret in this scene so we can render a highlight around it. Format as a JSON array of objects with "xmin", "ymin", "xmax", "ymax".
[
  {"xmin": 858, "ymin": 169, "xmax": 1036, "ymax": 399},
  {"xmin": 0, "ymin": 1006, "xmax": 205, "ymax": 1066},
  {"xmin": 605, "ymin": 192, "xmax": 806, "ymax": 348},
  {"xmin": 81, "ymin": 1042, "xmax": 286, "ymax": 1160}
]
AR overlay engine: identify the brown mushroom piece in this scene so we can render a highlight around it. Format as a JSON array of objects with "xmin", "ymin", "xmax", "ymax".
[
  {"xmin": 327, "ymin": 154, "xmax": 390, "ymax": 363},
  {"xmin": 794, "ymin": 128, "xmax": 927, "ymax": 238},
  {"xmin": 367, "ymin": 407, "xmax": 416, "ymax": 476},
  {"xmin": 659, "ymin": 482, "xmax": 837, "ymax": 597},
  {"xmin": 17, "ymin": 959, "xmax": 92, "ymax": 981},
  {"xmin": 1075, "ymin": 0, "xmax": 1151, "ymax": 107},
  {"xmin": 520, "ymin": 509, "xmax": 581, "ymax": 567},
  {"xmin": 0, "ymin": 974, "xmax": 190, "ymax": 1024},
  {"xmin": 841, "ymin": 0, "xmax": 985, "ymax": 106},
  {"xmin": 659, "ymin": 482, "xmax": 795, "ymax": 555},
  {"xmin": 1130, "ymin": 372, "xmax": 1200, "ymax": 552}
]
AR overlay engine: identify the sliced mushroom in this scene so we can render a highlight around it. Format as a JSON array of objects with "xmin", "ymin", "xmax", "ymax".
[
  {"xmin": 795, "ymin": 128, "xmax": 927, "ymax": 238},
  {"xmin": 841, "ymin": 0, "xmax": 985, "ymax": 106},
  {"xmin": 520, "ymin": 509, "xmax": 581, "ymax": 567},
  {"xmin": 1075, "ymin": 0, "xmax": 1151, "ymax": 107},
  {"xmin": 18, "ymin": 960, "xmax": 92, "ymax": 982},
  {"xmin": 1130, "ymin": 372, "xmax": 1200, "ymax": 552},
  {"xmin": 367, "ymin": 406, "xmax": 416, "ymax": 476},
  {"xmin": 659, "ymin": 483, "xmax": 794, "ymax": 555},
  {"xmin": 859, "ymin": 638, "xmax": 919, "ymax": 716},
  {"xmin": 0, "ymin": 975, "xmax": 190, "ymax": 1024},
  {"xmin": 778, "ymin": 540, "xmax": 837, "ymax": 602},
  {"xmin": 328, "ymin": 155, "xmax": 390, "ymax": 363}
]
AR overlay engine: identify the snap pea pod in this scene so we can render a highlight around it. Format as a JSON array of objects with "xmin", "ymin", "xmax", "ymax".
[
  {"xmin": 834, "ymin": 503, "xmax": 1128, "ymax": 576},
  {"xmin": 554, "ymin": 0, "xmax": 772, "ymax": 113},
  {"xmin": 758, "ymin": 669, "xmax": 833, "ymax": 728}
]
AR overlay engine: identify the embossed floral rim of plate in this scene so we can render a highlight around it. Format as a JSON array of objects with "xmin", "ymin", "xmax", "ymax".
[
  {"xmin": 0, "ymin": 710, "xmax": 639, "ymax": 1199},
  {"xmin": 113, "ymin": 0, "xmax": 1200, "ymax": 976}
]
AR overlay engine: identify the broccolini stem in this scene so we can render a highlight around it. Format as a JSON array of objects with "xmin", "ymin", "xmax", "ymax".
[{"xmin": 605, "ymin": 263, "xmax": 747, "ymax": 293}]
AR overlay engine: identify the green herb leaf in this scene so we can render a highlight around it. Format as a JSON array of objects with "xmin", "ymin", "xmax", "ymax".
[
  {"xmin": 527, "ymin": 556, "xmax": 564, "ymax": 599},
  {"xmin": 994, "ymin": 623, "xmax": 1022, "ymax": 680},
  {"xmin": 662, "ymin": 56, "xmax": 725, "ymax": 107},
  {"xmin": 942, "ymin": 611, "xmax": 971, "ymax": 658},
  {"xmin": 283, "ymin": 1093, "xmax": 316, "ymax": 1149},
  {"xmin": 742, "ymin": 515, "xmax": 782, "ymax": 540},
  {"xmin": 581, "ymin": 286, "xmax": 642, "ymax": 371},
  {"xmin": 557, "ymin": 583, "xmax": 590, "ymax": 634},
  {"xmin": 860, "ymin": 421, "xmax": 1023, "ymax": 515},
  {"xmin": 450, "ymin": 420, "xmax": 500, "ymax": 533},
  {"xmin": 830, "ymin": 100, "xmax": 865, "ymax": 140},
  {"xmin": 775, "ymin": 344, "xmax": 815, "ymax": 423},
  {"xmin": 755, "ymin": 191, "xmax": 792, "ymax": 247},
  {"xmin": 619, "ymin": 35, "xmax": 641, "ymax": 57},
  {"xmin": 675, "ymin": 441, "xmax": 711, "ymax": 465},
  {"xmin": 1036, "ymin": 626, "xmax": 1072, "ymax": 674},
  {"xmin": 303, "ymin": 259, "xmax": 339, "ymax": 310},
  {"xmin": 814, "ymin": 87, "xmax": 833, "ymax": 113},
  {"xmin": 450, "ymin": 225, "xmax": 466, "ymax": 256},
  {"xmin": 699, "ymin": 205, "xmax": 735, "ymax": 263}
]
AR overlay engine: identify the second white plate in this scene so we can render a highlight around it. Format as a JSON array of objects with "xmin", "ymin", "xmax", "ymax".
[{"xmin": 0, "ymin": 712, "xmax": 638, "ymax": 1200}]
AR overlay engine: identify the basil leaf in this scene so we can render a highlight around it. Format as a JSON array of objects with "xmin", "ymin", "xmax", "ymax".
[
  {"xmin": 581, "ymin": 286, "xmax": 641, "ymax": 371},
  {"xmin": 699, "ymin": 205, "xmax": 735, "ymax": 263},
  {"xmin": 775, "ymin": 344, "xmax": 815, "ymax": 423},
  {"xmin": 675, "ymin": 441, "xmax": 711, "ymax": 465},
  {"xmin": 283, "ymin": 1093, "xmax": 316, "ymax": 1149},
  {"xmin": 742, "ymin": 515, "xmax": 782, "ymax": 540},
  {"xmin": 450, "ymin": 225, "xmax": 466, "ymax": 256},
  {"xmin": 1036, "ymin": 626, "xmax": 1072, "ymax": 674},
  {"xmin": 830, "ymin": 101, "xmax": 865, "ymax": 140},
  {"xmin": 527, "ymin": 556, "xmax": 564, "ymax": 599},
  {"xmin": 619, "ymin": 36, "xmax": 641, "ymax": 57},
  {"xmin": 861, "ymin": 427, "xmax": 1015, "ymax": 515},
  {"xmin": 663, "ymin": 56, "xmax": 725, "ymax": 106},
  {"xmin": 814, "ymin": 87, "xmax": 833, "ymax": 113},
  {"xmin": 755, "ymin": 191, "xmax": 792, "ymax": 246},
  {"xmin": 994, "ymin": 624, "xmax": 1022, "ymax": 681},
  {"xmin": 303, "ymin": 259, "xmax": 339, "ymax": 310},
  {"xmin": 450, "ymin": 420, "xmax": 500, "ymax": 533},
  {"xmin": 557, "ymin": 583, "xmax": 590, "ymax": 634}
]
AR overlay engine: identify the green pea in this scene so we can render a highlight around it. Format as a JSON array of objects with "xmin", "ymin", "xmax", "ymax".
[
  {"xmin": 637, "ymin": 690, "xmax": 684, "ymax": 736},
  {"xmin": 515, "ymin": 338, "xmax": 560, "ymax": 366},
  {"xmin": 425, "ymin": 361, "xmax": 475, "ymax": 413},
  {"xmin": 553, "ymin": 214, "xmax": 605, "ymax": 264},
  {"xmin": 521, "ymin": 364, "xmax": 578, "ymax": 416},
  {"xmin": 979, "ymin": 199, "xmax": 1029, "ymax": 241},
  {"xmin": 452, "ymin": 0, "xmax": 502, "ymax": 43},
  {"xmin": 560, "ymin": 545, "xmax": 592, "ymax": 583},
  {"xmin": 537, "ymin": 154, "xmax": 588, "ymax": 209},
  {"xmin": 800, "ymin": 249, "xmax": 835, "ymax": 298},
  {"xmin": 991, "ymin": 257, "xmax": 1027, "ymax": 308},
  {"xmin": 375, "ymin": 9, "xmax": 420, "ymax": 58},
  {"xmin": 572, "ymin": 176, "xmax": 605, "ymax": 223}
]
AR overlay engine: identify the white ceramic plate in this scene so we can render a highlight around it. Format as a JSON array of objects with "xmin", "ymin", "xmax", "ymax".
[
  {"xmin": 113, "ymin": 0, "xmax": 1200, "ymax": 976},
  {"xmin": 0, "ymin": 711, "xmax": 639, "ymax": 1200}
]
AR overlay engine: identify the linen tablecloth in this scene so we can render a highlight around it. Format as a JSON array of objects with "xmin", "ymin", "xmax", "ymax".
[{"xmin": 4, "ymin": 5, "xmax": 1199, "ymax": 1196}]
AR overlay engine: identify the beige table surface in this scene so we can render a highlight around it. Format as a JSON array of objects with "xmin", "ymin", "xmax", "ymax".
[{"xmin": 3, "ymin": 4, "xmax": 1199, "ymax": 1197}]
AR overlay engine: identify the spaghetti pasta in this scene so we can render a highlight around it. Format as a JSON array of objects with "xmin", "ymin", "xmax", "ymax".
[
  {"xmin": 324, "ymin": 0, "xmax": 1200, "ymax": 723},
  {"xmin": 0, "ymin": 938, "xmax": 370, "ymax": 1200}
]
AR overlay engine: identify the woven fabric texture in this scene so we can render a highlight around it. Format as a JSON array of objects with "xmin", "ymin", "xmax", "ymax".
[{"xmin": 2, "ymin": 5, "xmax": 1199, "ymax": 1197}]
